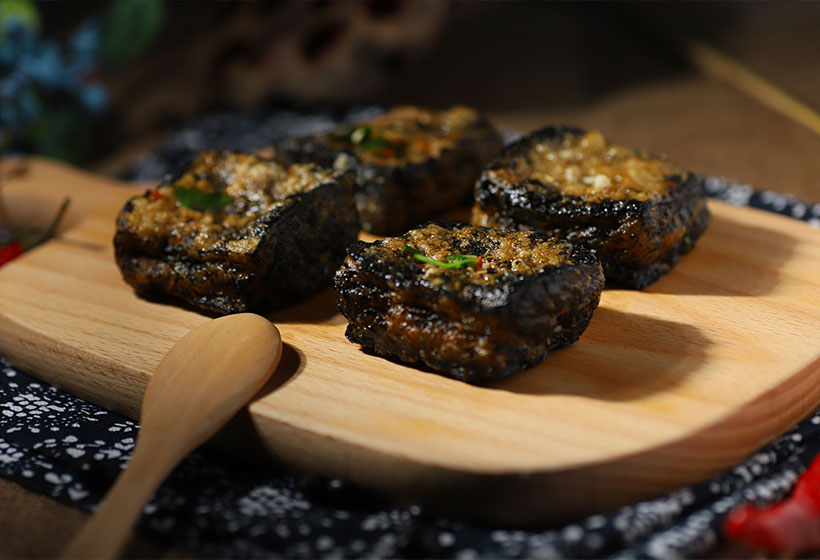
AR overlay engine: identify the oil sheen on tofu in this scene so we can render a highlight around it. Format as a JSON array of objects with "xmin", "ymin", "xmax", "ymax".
[
  {"xmin": 472, "ymin": 126, "xmax": 710, "ymax": 289},
  {"xmin": 335, "ymin": 221, "xmax": 604, "ymax": 383},
  {"xmin": 115, "ymin": 150, "xmax": 359, "ymax": 315}
]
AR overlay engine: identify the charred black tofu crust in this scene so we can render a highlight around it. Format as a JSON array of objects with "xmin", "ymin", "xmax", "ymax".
[
  {"xmin": 114, "ymin": 151, "xmax": 359, "ymax": 315},
  {"xmin": 335, "ymin": 222, "xmax": 604, "ymax": 383},
  {"xmin": 275, "ymin": 106, "xmax": 503, "ymax": 235},
  {"xmin": 472, "ymin": 126, "xmax": 711, "ymax": 289}
]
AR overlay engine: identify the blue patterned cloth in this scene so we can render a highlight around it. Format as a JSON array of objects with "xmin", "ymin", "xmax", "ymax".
[
  {"xmin": 3, "ymin": 352, "xmax": 820, "ymax": 559},
  {"xmin": 3, "ymin": 108, "xmax": 820, "ymax": 558}
]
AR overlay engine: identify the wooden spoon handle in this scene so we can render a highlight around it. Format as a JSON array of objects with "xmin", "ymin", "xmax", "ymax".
[
  {"xmin": 61, "ymin": 435, "xmax": 185, "ymax": 559},
  {"xmin": 59, "ymin": 314, "xmax": 281, "ymax": 559}
]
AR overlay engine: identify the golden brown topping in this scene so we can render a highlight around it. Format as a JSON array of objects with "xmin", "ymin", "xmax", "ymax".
[
  {"xmin": 120, "ymin": 152, "xmax": 336, "ymax": 255},
  {"xmin": 493, "ymin": 130, "xmax": 683, "ymax": 202},
  {"xmin": 380, "ymin": 223, "xmax": 570, "ymax": 285},
  {"xmin": 344, "ymin": 106, "xmax": 480, "ymax": 165}
]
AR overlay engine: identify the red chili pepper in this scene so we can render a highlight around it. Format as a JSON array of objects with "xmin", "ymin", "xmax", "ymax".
[
  {"xmin": 379, "ymin": 148, "xmax": 395, "ymax": 158},
  {"xmin": 475, "ymin": 256, "xmax": 483, "ymax": 270},
  {"xmin": 724, "ymin": 453, "xmax": 820, "ymax": 553},
  {"xmin": 0, "ymin": 241, "xmax": 24, "ymax": 267},
  {"xmin": 149, "ymin": 189, "xmax": 163, "ymax": 200}
]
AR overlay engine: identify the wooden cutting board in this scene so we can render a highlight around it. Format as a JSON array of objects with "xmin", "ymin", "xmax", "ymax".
[{"xmin": 2, "ymin": 157, "xmax": 820, "ymax": 524}]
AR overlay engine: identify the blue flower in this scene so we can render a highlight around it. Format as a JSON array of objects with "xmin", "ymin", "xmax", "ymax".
[
  {"xmin": 18, "ymin": 87, "xmax": 39, "ymax": 121},
  {"xmin": 0, "ymin": 71, "xmax": 23, "ymax": 99},
  {"xmin": 1, "ymin": 18, "xmax": 36, "ymax": 51},
  {"xmin": 78, "ymin": 83, "xmax": 107, "ymax": 115},
  {"xmin": 24, "ymin": 39, "xmax": 63, "ymax": 90},
  {"xmin": 69, "ymin": 18, "xmax": 101, "ymax": 57},
  {"xmin": 0, "ymin": 100, "xmax": 20, "ymax": 129}
]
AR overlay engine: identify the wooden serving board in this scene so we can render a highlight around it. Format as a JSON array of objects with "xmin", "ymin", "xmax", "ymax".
[{"xmin": 2, "ymin": 157, "xmax": 820, "ymax": 524}]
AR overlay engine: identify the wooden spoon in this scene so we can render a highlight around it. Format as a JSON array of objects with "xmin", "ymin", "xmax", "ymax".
[{"xmin": 61, "ymin": 313, "xmax": 282, "ymax": 559}]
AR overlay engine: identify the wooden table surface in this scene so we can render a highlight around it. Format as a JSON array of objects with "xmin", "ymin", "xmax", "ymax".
[{"xmin": 3, "ymin": 4, "xmax": 820, "ymax": 558}]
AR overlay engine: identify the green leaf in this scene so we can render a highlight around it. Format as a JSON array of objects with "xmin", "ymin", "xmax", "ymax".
[
  {"xmin": 402, "ymin": 244, "xmax": 480, "ymax": 270},
  {"xmin": 349, "ymin": 125, "xmax": 391, "ymax": 154},
  {"xmin": 173, "ymin": 186, "xmax": 233, "ymax": 212},
  {"xmin": 102, "ymin": 0, "xmax": 164, "ymax": 66},
  {"xmin": 445, "ymin": 253, "xmax": 480, "ymax": 268},
  {"xmin": 350, "ymin": 126, "xmax": 369, "ymax": 145}
]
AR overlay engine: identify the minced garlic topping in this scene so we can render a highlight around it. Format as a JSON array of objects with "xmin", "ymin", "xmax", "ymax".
[
  {"xmin": 344, "ymin": 106, "xmax": 479, "ymax": 165},
  {"xmin": 495, "ymin": 130, "xmax": 683, "ymax": 202},
  {"xmin": 381, "ymin": 223, "xmax": 570, "ymax": 285},
  {"xmin": 122, "ymin": 151, "xmax": 335, "ymax": 255}
]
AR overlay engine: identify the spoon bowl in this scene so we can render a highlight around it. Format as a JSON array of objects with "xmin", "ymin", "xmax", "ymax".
[{"xmin": 61, "ymin": 313, "xmax": 282, "ymax": 559}]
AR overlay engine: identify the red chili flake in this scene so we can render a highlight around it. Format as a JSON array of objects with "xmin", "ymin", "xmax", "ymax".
[
  {"xmin": 379, "ymin": 148, "xmax": 395, "ymax": 158},
  {"xmin": 149, "ymin": 190, "xmax": 163, "ymax": 200},
  {"xmin": 724, "ymin": 452, "xmax": 820, "ymax": 554},
  {"xmin": 0, "ymin": 241, "xmax": 24, "ymax": 267},
  {"xmin": 475, "ymin": 256, "xmax": 483, "ymax": 270}
]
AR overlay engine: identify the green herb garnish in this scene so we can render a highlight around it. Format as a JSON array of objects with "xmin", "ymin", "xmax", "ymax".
[
  {"xmin": 349, "ymin": 125, "xmax": 394, "ymax": 157},
  {"xmin": 493, "ymin": 272, "xmax": 516, "ymax": 283},
  {"xmin": 173, "ymin": 186, "xmax": 233, "ymax": 212},
  {"xmin": 682, "ymin": 235, "xmax": 693, "ymax": 251},
  {"xmin": 349, "ymin": 126, "xmax": 371, "ymax": 145},
  {"xmin": 402, "ymin": 244, "xmax": 481, "ymax": 270}
]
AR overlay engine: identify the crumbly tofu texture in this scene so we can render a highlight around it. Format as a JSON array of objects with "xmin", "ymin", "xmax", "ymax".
[
  {"xmin": 274, "ymin": 105, "xmax": 504, "ymax": 235},
  {"xmin": 335, "ymin": 222, "xmax": 604, "ymax": 382},
  {"xmin": 381, "ymin": 223, "xmax": 570, "ymax": 286},
  {"xmin": 336, "ymin": 105, "xmax": 482, "ymax": 166},
  {"xmin": 488, "ymin": 130, "xmax": 682, "ymax": 202},
  {"xmin": 472, "ymin": 126, "xmax": 710, "ymax": 289},
  {"xmin": 114, "ymin": 150, "xmax": 360, "ymax": 315},
  {"xmin": 120, "ymin": 151, "xmax": 337, "ymax": 257}
]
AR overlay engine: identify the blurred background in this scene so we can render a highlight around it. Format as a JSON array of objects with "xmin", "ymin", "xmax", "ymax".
[{"xmin": 1, "ymin": 0, "xmax": 819, "ymax": 200}]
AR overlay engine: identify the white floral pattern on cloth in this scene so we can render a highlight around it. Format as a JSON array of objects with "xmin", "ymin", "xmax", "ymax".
[
  {"xmin": 2, "ymin": 357, "xmax": 820, "ymax": 559},
  {"xmin": 703, "ymin": 176, "xmax": 820, "ymax": 228}
]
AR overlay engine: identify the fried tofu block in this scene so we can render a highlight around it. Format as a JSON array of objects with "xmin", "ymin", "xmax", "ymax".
[
  {"xmin": 335, "ymin": 221, "xmax": 604, "ymax": 383},
  {"xmin": 115, "ymin": 151, "xmax": 359, "ymax": 315},
  {"xmin": 472, "ymin": 126, "xmax": 710, "ymax": 288},
  {"xmin": 275, "ymin": 106, "xmax": 503, "ymax": 235}
]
